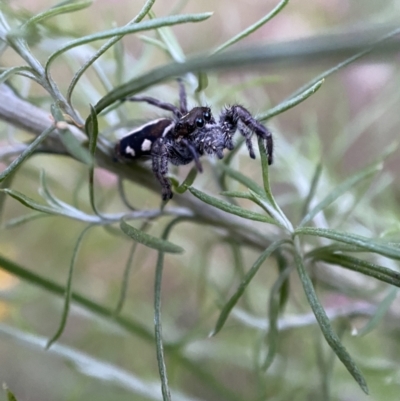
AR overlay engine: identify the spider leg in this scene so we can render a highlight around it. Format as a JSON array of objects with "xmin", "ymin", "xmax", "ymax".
[
  {"xmin": 237, "ymin": 121, "xmax": 256, "ymax": 159},
  {"xmin": 125, "ymin": 96, "xmax": 181, "ymax": 118},
  {"xmin": 178, "ymin": 78, "xmax": 188, "ymax": 114},
  {"xmin": 225, "ymin": 105, "xmax": 273, "ymax": 165},
  {"xmin": 180, "ymin": 138, "xmax": 203, "ymax": 172},
  {"xmin": 151, "ymin": 139, "xmax": 173, "ymax": 200}
]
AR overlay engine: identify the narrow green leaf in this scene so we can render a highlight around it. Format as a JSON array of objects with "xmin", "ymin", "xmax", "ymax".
[
  {"xmin": 3, "ymin": 212, "xmax": 50, "ymax": 228},
  {"xmin": 113, "ymin": 36, "xmax": 125, "ymax": 86},
  {"xmin": 296, "ymin": 227, "xmax": 400, "ymax": 261},
  {"xmin": 0, "ymin": 66, "xmax": 37, "ymax": 85},
  {"xmin": 258, "ymin": 78, "xmax": 324, "ymax": 122},
  {"xmin": 257, "ymin": 139, "xmax": 293, "ymax": 231},
  {"xmin": 148, "ymin": 9, "xmax": 185, "ymax": 63},
  {"xmin": 258, "ymin": 137, "xmax": 274, "ymax": 205},
  {"xmin": 114, "ymin": 222, "xmax": 149, "ymax": 316},
  {"xmin": 213, "ymin": 0, "xmax": 289, "ymax": 54},
  {"xmin": 219, "ymin": 190, "xmax": 252, "ymax": 200},
  {"xmin": 306, "ymin": 243, "xmax": 369, "ymax": 258},
  {"xmin": 301, "ymin": 161, "xmax": 323, "ymax": 218},
  {"xmin": 153, "ymin": 218, "xmax": 185, "ymax": 401},
  {"xmin": 299, "ymin": 163, "xmax": 382, "ymax": 227},
  {"xmin": 0, "ymin": 171, "xmax": 15, "ymax": 224},
  {"xmin": 46, "ymin": 12, "xmax": 212, "ymax": 77},
  {"xmin": 0, "ymin": 126, "xmax": 55, "ymax": 183},
  {"xmin": 276, "ymin": 249, "xmax": 290, "ymax": 309},
  {"xmin": 210, "ymin": 239, "xmax": 288, "ymax": 336},
  {"xmin": 66, "ymin": 0, "xmax": 155, "ymax": 104},
  {"xmin": 188, "ymin": 186, "xmax": 277, "ymax": 224},
  {"xmin": 173, "ymin": 167, "xmax": 198, "ymax": 194},
  {"xmin": 248, "ymin": 190, "xmax": 291, "ymax": 230},
  {"xmin": 218, "ymin": 162, "xmax": 266, "ymax": 198},
  {"xmin": 357, "ymin": 288, "xmax": 397, "ymax": 336},
  {"xmin": 263, "ymin": 266, "xmax": 292, "ymax": 371},
  {"xmin": 120, "ymin": 219, "xmax": 184, "ymax": 254},
  {"xmin": 21, "ymin": 1, "xmax": 92, "ymax": 30},
  {"xmin": 1, "ymin": 188, "xmax": 59, "ymax": 215},
  {"xmin": 294, "ymin": 247, "xmax": 369, "ymax": 394},
  {"xmin": 86, "ymin": 104, "xmax": 102, "ymax": 216},
  {"xmin": 195, "ymin": 72, "xmax": 208, "ymax": 92},
  {"xmin": 1, "ymin": 188, "xmax": 102, "ymax": 223},
  {"xmin": 316, "ymin": 253, "xmax": 400, "ymax": 288},
  {"xmin": 39, "ymin": 170, "xmax": 65, "ymax": 209},
  {"xmin": 87, "ymin": 104, "xmax": 99, "ymax": 156},
  {"xmin": 138, "ymin": 34, "xmax": 167, "ymax": 50},
  {"xmin": 51, "ymin": 104, "xmax": 92, "ymax": 165},
  {"xmin": 46, "ymin": 225, "xmax": 94, "ymax": 349}
]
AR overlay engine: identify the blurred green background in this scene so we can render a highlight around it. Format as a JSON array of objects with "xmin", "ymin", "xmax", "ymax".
[{"xmin": 1, "ymin": 1, "xmax": 400, "ymax": 400}]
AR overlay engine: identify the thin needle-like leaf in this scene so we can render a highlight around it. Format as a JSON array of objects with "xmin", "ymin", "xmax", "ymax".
[
  {"xmin": 294, "ymin": 246, "xmax": 368, "ymax": 394},
  {"xmin": 210, "ymin": 239, "xmax": 289, "ymax": 337},
  {"xmin": 21, "ymin": 1, "xmax": 92, "ymax": 30},
  {"xmin": 148, "ymin": 10, "xmax": 185, "ymax": 63},
  {"xmin": 357, "ymin": 288, "xmax": 397, "ymax": 337},
  {"xmin": 45, "ymin": 13, "xmax": 212, "ymax": 79},
  {"xmin": 86, "ymin": 104, "xmax": 103, "ymax": 217},
  {"xmin": 173, "ymin": 167, "xmax": 198, "ymax": 194},
  {"xmin": 316, "ymin": 253, "xmax": 400, "ymax": 288},
  {"xmin": 113, "ymin": 222, "xmax": 149, "ymax": 316},
  {"xmin": 66, "ymin": 0, "xmax": 155, "ymax": 104},
  {"xmin": 153, "ymin": 218, "xmax": 186, "ymax": 401},
  {"xmin": 46, "ymin": 224, "xmax": 94, "ymax": 349},
  {"xmin": 0, "ymin": 125, "xmax": 55, "ymax": 183},
  {"xmin": 120, "ymin": 219, "xmax": 184, "ymax": 254},
  {"xmin": 257, "ymin": 138, "xmax": 293, "ymax": 231},
  {"xmin": 301, "ymin": 161, "xmax": 323, "ymax": 218},
  {"xmin": 0, "ymin": 65, "xmax": 37, "ymax": 85},
  {"xmin": 263, "ymin": 266, "xmax": 292, "ymax": 371},
  {"xmin": 299, "ymin": 162, "xmax": 382, "ymax": 227},
  {"xmin": 218, "ymin": 162, "xmax": 266, "ymax": 198},
  {"xmin": 296, "ymin": 227, "xmax": 400, "ymax": 261},
  {"xmin": 258, "ymin": 79, "xmax": 324, "ymax": 122},
  {"xmin": 188, "ymin": 186, "xmax": 279, "ymax": 225},
  {"xmin": 213, "ymin": 0, "xmax": 289, "ymax": 54}
]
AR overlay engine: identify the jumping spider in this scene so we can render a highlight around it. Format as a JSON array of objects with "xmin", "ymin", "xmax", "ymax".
[{"xmin": 115, "ymin": 81, "xmax": 273, "ymax": 200}]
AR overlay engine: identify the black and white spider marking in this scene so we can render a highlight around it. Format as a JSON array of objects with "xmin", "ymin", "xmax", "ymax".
[{"xmin": 115, "ymin": 81, "xmax": 273, "ymax": 200}]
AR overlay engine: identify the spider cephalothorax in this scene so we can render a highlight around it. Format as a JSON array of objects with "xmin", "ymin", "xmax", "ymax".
[{"xmin": 115, "ymin": 81, "xmax": 273, "ymax": 200}]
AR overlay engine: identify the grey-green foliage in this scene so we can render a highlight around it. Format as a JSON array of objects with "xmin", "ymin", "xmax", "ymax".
[{"xmin": 0, "ymin": 1, "xmax": 399, "ymax": 400}]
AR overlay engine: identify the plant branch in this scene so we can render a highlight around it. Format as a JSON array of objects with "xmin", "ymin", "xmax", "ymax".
[{"xmin": 0, "ymin": 84, "xmax": 274, "ymax": 250}]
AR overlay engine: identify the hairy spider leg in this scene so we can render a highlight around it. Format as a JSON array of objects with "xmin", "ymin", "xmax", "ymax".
[
  {"xmin": 223, "ymin": 105, "xmax": 274, "ymax": 165},
  {"xmin": 125, "ymin": 95, "xmax": 182, "ymax": 118},
  {"xmin": 151, "ymin": 139, "xmax": 173, "ymax": 200},
  {"xmin": 237, "ymin": 120, "xmax": 258, "ymax": 159}
]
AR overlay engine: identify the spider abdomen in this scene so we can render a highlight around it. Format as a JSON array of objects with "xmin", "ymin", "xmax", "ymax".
[{"xmin": 116, "ymin": 118, "xmax": 174, "ymax": 159}]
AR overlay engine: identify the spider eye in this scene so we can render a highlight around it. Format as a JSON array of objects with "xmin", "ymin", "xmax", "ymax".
[
  {"xmin": 196, "ymin": 117, "xmax": 204, "ymax": 128},
  {"xmin": 203, "ymin": 111, "xmax": 211, "ymax": 121}
]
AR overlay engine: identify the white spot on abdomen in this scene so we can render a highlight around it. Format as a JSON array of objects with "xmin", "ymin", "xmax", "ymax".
[
  {"xmin": 141, "ymin": 139, "xmax": 152, "ymax": 151},
  {"xmin": 125, "ymin": 146, "xmax": 135, "ymax": 156}
]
